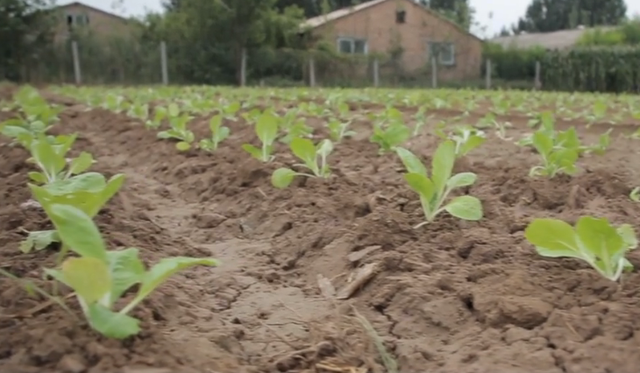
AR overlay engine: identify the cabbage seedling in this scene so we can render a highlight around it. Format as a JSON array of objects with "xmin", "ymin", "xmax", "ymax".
[
  {"xmin": 28, "ymin": 135, "xmax": 95, "ymax": 184},
  {"xmin": 529, "ymin": 131, "xmax": 579, "ymax": 178},
  {"xmin": 242, "ymin": 112, "xmax": 279, "ymax": 162},
  {"xmin": 278, "ymin": 110, "xmax": 312, "ymax": 144},
  {"xmin": 157, "ymin": 113, "xmax": 195, "ymax": 151},
  {"xmin": 327, "ymin": 118, "xmax": 355, "ymax": 143},
  {"xmin": 396, "ymin": 142, "xmax": 483, "ymax": 227},
  {"xmin": 435, "ymin": 125, "xmax": 485, "ymax": 158},
  {"xmin": 369, "ymin": 107, "xmax": 411, "ymax": 154},
  {"xmin": 271, "ymin": 138, "xmax": 333, "ymax": 188},
  {"xmin": 25, "ymin": 172, "xmax": 125, "ymax": 254},
  {"xmin": 199, "ymin": 114, "xmax": 229, "ymax": 152},
  {"xmin": 525, "ymin": 217, "xmax": 637, "ymax": 281},
  {"xmin": 631, "ymin": 187, "xmax": 639, "ymax": 202},
  {"xmin": 43, "ymin": 204, "xmax": 219, "ymax": 339}
]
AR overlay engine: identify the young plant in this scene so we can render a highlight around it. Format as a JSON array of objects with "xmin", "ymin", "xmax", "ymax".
[
  {"xmin": 157, "ymin": 113, "xmax": 195, "ymax": 151},
  {"xmin": 529, "ymin": 131, "xmax": 579, "ymax": 178},
  {"xmin": 242, "ymin": 112, "xmax": 279, "ymax": 162},
  {"xmin": 24, "ymin": 171, "xmax": 125, "ymax": 253},
  {"xmin": 28, "ymin": 134, "xmax": 95, "ymax": 185},
  {"xmin": 43, "ymin": 203, "xmax": 218, "ymax": 339},
  {"xmin": 145, "ymin": 106, "xmax": 167, "ymax": 129},
  {"xmin": 327, "ymin": 118, "xmax": 356, "ymax": 143},
  {"xmin": 271, "ymin": 138, "xmax": 333, "ymax": 188},
  {"xmin": 435, "ymin": 125, "xmax": 485, "ymax": 158},
  {"xmin": 396, "ymin": 141, "xmax": 483, "ymax": 227},
  {"xmin": 198, "ymin": 114, "xmax": 229, "ymax": 152},
  {"xmin": 369, "ymin": 108, "xmax": 411, "ymax": 154},
  {"xmin": 525, "ymin": 216, "xmax": 637, "ymax": 282},
  {"xmin": 631, "ymin": 187, "xmax": 639, "ymax": 202}
]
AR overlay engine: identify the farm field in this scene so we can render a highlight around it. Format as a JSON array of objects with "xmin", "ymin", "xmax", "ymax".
[{"xmin": 1, "ymin": 84, "xmax": 640, "ymax": 373}]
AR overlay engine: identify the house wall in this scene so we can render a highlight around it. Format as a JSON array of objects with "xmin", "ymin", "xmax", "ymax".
[
  {"xmin": 53, "ymin": 4, "xmax": 130, "ymax": 42},
  {"xmin": 313, "ymin": 0, "xmax": 482, "ymax": 81}
]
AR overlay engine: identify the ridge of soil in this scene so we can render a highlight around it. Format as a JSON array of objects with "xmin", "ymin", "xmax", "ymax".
[{"xmin": 1, "ymin": 93, "xmax": 640, "ymax": 373}]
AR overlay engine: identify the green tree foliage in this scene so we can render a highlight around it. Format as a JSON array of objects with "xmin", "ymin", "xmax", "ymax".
[
  {"xmin": 0, "ymin": 0, "xmax": 55, "ymax": 80},
  {"xmin": 542, "ymin": 47, "xmax": 640, "ymax": 93},
  {"xmin": 576, "ymin": 17, "xmax": 640, "ymax": 45},
  {"xmin": 513, "ymin": 0, "xmax": 627, "ymax": 33},
  {"xmin": 149, "ymin": 0, "xmax": 305, "ymax": 84},
  {"xmin": 483, "ymin": 42, "xmax": 546, "ymax": 81}
]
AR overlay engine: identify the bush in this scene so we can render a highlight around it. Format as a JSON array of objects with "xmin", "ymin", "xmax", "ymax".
[
  {"xmin": 542, "ymin": 46, "xmax": 640, "ymax": 93},
  {"xmin": 482, "ymin": 42, "xmax": 546, "ymax": 81}
]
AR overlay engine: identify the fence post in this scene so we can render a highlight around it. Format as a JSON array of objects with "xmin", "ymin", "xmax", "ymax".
[
  {"xmin": 534, "ymin": 61, "xmax": 541, "ymax": 90},
  {"xmin": 71, "ymin": 41, "xmax": 82, "ymax": 85},
  {"xmin": 240, "ymin": 48, "xmax": 247, "ymax": 87},
  {"xmin": 485, "ymin": 59, "xmax": 492, "ymax": 90},
  {"xmin": 160, "ymin": 41, "xmax": 169, "ymax": 85},
  {"xmin": 309, "ymin": 55, "xmax": 316, "ymax": 87},
  {"xmin": 431, "ymin": 57, "xmax": 437, "ymax": 88},
  {"xmin": 373, "ymin": 58, "xmax": 379, "ymax": 87}
]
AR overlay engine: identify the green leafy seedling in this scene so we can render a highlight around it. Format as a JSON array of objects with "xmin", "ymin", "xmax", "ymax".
[
  {"xmin": 278, "ymin": 110, "xmax": 313, "ymax": 144},
  {"xmin": 43, "ymin": 204, "xmax": 219, "ymax": 339},
  {"xmin": 25, "ymin": 172, "xmax": 125, "ymax": 254},
  {"xmin": 396, "ymin": 141, "xmax": 483, "ymax": 227},
  {"xmin": 199, "ymin": 114, "xmax": 230, "ymax": 152},
  {"xmin": 242, "ymin": 112, "xmax": 279, "ymax": 162},
  {"xmin": 369, "ymin": 107, "xmax": 411, "ymax": 154},
  {"xmin": 28, "ymin": 135, "xmax": 95, "ymax": 185},
  {"xmin": 157, "ymin": 104, "xmax": 194, "ymax": 151},
  {"xmin": 529, "ymin": 131, "xmax": 579, "ymax": 178},
  {"xmin": 525, "ymin": 217, "xmax": 637, "ymax": 281},
  {"xmin": 631, "ymin": 187, "xmax": 639, "ymax": 202},
  {"xmin": 327, "ymin": 118, "xmax": 356, "ymax": 143},
  {"xmin": 271, "ymin": 138, "xmax": 333, "ymax": 189},
  {"xmin": 435, "ymin": 125, "xmax": 485, "ymax": 158}
]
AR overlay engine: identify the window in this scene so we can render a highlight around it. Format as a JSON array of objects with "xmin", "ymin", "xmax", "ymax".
[
  {"xmin": 75, "ymin": 14, "xmax": 89, "ymax": 25},
  {"xmin": 66, "ymin": 12, "xmax": 89, "ymax": 27},
  {"xmin": 396, "ymin": 9, "xmax": 406, "ymax": 24},
  {"xmin": 337, "ymin": 37, "xmax": 368, "ymax": 54},
  {"xmin": 428, "ymin": 42, "xmax": 455, "ymax": 66}
]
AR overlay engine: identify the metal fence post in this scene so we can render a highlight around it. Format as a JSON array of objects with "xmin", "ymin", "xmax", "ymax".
[
  {"xmin": 485, "ymin": 59, "xmax": 492, "ymax": 89},
  {"xmin": 431, "ymin": 57, "xmax": 437, "ymax": 88},
  {"xmin": 373, "ymin": 58, "xmax": 379, "ymax": 87},
  {"xmin": 309, "ymin": 55, "xmax": 316, "ymax": 87},
  {"xmin": 160, "ymin": 41, "xmax": 169, "ymax": 85},
  {"xmin": 71, "ymin": 41, "xmax": 82, "ymax": 84}
]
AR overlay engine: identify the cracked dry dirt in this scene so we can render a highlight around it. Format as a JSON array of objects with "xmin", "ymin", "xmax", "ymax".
[{"xmin": 2, "ymin": 93, "xmax": 640, "ymax": 373}]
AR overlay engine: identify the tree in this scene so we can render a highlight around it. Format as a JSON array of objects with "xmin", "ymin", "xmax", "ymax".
[
  {"xmin": 154, "ymin": 0, "xmax": 304, "ymax": 84},
  {"xmin": 0, "ymin": 0, "xmax": 55, "ymax": 81},
  {"xmin": 427, "ymin": 0, "xmax": 474, "ymax": 31},
  {"xmin": 514, "ymin": 0, "xmax": 627, "ymax": 33}
]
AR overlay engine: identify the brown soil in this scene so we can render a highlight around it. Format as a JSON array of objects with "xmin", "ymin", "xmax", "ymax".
[{"xmin": 2, "ymin": 92, "xmax": 640, "ymax": 373}]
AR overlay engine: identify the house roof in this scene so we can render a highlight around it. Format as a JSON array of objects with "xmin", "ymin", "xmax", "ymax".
[
  {"xmin": 490, "ymin": 27, "xmax": 615, "ymax": 50},
  {"xmin": 55, "ymin": 1, "xmax": 128, "ymax": 22},
  {"xmin": 302, "ymin": 0, "xmax": 387, "ymax": 29},
  {"xmin": 301, "ymin": 0, "xmax": 483, "ymax": 42}
]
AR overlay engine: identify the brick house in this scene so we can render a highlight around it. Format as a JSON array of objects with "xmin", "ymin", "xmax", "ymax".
[
  {"xmin": 301, "ymin": 0, "xmax": 484, "ymax": 81},
  {"xmin": 52, "ymin": 1, "xmax": 131, "ymax": 42}
]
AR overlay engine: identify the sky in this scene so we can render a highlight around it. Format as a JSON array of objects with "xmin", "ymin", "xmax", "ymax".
[{"xmin": 59, "ymin": 0, "xmax": 640, "ymax": 38}]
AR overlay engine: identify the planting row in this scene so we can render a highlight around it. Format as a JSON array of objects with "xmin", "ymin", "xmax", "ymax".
[
  {"xmin": 1, "ymin": 85, "xmax": 639, "ymax": 341},
  {"xmin": 0, "ymin": 87, "xmax": 218, "ymax": 339}
]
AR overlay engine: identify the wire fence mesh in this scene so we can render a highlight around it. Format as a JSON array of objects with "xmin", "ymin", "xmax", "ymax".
[{"xmin": 17, "ymin": 38, "xmax": 549, "ymax": 90}]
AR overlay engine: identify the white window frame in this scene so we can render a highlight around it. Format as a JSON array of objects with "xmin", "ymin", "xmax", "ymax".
[
  {"xmin": 336, "ymin": 37, "xmax": 368, "ymax": 55},
  {"xmin": 428, "ymin": 42, "xmax": 455, "ymax": 66}
]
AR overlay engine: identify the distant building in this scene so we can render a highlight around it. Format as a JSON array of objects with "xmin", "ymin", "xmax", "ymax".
[
  {"xmin": 301, "ymin": 0, "xmax": 484, "ymax": 81},
  {"xmin": 490, "ymin": 27, "xmax": 615, "ymax": 50},
  {"xmin": 52, "ymin": 1, "xmax": 131, "ymax": 41}
]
